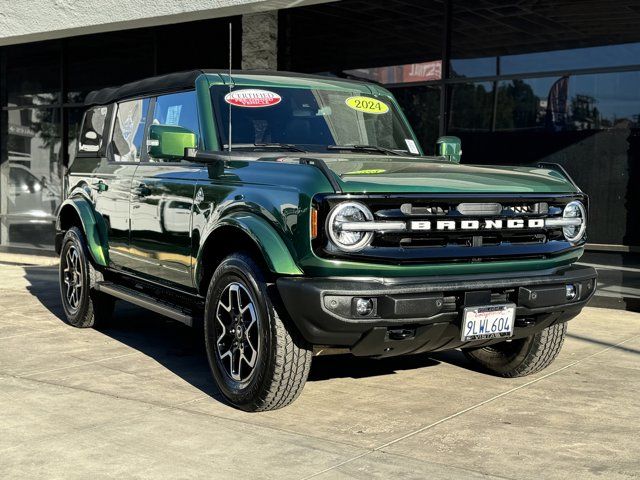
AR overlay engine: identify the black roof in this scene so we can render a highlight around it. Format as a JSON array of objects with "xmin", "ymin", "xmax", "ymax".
[
  {"xmin": 84, "ymin": 70, "xmax": 204, "ymax": 106},
  {"xmin": 84, "ymin": 69, "xmax": 372, "ymax": 106}
]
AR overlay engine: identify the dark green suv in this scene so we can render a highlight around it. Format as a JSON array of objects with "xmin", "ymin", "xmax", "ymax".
[{"xmin": 56, "ymin": 70, "xmax": 597, "ymax": 411}]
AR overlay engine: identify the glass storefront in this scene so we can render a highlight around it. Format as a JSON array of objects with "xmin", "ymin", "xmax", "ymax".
[
  {"xmin": 281, "ymin": 0, "xmax": 640, "ymax": 247},
  {"xmin": 2, "ymin": 1, "xmax": 640, "ymax": 250},
  {"xmin": 0, "ymin": 17, "xmax": 241, "ymax": 251}
]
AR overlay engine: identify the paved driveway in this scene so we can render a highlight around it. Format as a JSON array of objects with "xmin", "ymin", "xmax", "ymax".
[{"xmin": 1, "ymin": 264, "xmax": 639, "ymax": 479}]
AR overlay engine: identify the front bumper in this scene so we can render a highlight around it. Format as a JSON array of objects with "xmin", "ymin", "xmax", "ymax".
[{"xmin": 276, "ymin": 265, "xmax": 597, "ymax": 357}]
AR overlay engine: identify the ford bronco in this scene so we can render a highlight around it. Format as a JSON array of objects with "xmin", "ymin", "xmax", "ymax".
[{"xmin": 56, "ymin": 70, "xmax": 597, "ymax": 411}]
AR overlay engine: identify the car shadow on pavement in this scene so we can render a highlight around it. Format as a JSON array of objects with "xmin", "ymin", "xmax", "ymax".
[{"xmin": 23, "ymin": 266, "xmax": 466, "ymax": 399}]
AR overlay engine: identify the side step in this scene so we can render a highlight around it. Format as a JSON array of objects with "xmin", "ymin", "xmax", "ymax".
[{"xmin": 95, "ymin": 282, "xmax": 194, "ymax": 327}]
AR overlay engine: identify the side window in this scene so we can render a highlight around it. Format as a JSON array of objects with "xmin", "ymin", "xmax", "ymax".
[
  {"xmin": 150, "ymin": 91, "xmax": 200, "ymax": 161},
  {"xmin": 111, "ymin": 98, "xmax": 150, "ymax": 162},
  {"xmin": 79, "ymin": 106, "xmax": 109, "ymax": 153}
]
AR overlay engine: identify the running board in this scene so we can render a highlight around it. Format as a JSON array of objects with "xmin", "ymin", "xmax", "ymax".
[{"xmin": 95, "ymin": 282, "xmax": 194, "ymax": 327}]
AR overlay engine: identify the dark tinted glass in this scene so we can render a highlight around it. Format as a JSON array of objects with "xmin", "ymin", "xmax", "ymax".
[
  {"xmin": 66, "ymin": 30, "xmax": 155, "ymax": 103},
  {"xmin": 495, "ymin": 72, "xmax": 640, "ymax": 132},
  {"xmin": 450, "ymin": 1, "xmax": 640, "ymax": 79},
  {"xmin": 448, "ymin": 82, "xmax": 494, "ymax": 132},
  {"xmin": 501, "ymin": 43, "xmax": 640, "ymax": 75},
  {"xmin": 391, "ymin": 85, "xmax": 441, "ymax": 155},
  {"xmin": 5, "ymin": 42, "xmax": 61, "ymax": 107}
]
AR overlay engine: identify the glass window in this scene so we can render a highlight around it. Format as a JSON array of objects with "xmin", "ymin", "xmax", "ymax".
[
  {"xmin": 5, "ymin": 42, "xmax": 61, "ymax": 107},
  {"xmin": 110, "ymin": 98, "xmax": 150, "ymax": 162},
  {"xmin": 78, "ymin": 106, "xmax": 110, "ymax": 153},
  {"xmin": 212, "ymin": 86, "xmax": 418, "ymax": 154},
  {"xmin": 152, "ymin": 91, "xmax": 200, "ymax": 139},
  {"xmin": 66, "ymin": 31, "xmax": 155, "ymax": 104},
  {"xmin": 0, "ymin": 108, "xmax": 62, "ymax": 249},
  {"xmin": 391, "ymin": 85, "xmax": 441, "ymax": 155},
  {"xmin": 501, "ymin": 43, "xmax": 640, "ymax": 76},
  {"xmin": 448, "ymin": 82, "xmax": 494, "ymax": 132}
]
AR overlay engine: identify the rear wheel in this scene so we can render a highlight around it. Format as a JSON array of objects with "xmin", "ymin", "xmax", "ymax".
[
  {"xmin": 59, "ymin": 227, "xmax": 115, "ymax": 328},
  {"xmin": 463, "ymin": 322, "xmax": 567, "ymax": 377},
  {"xmin": 204, "ymin": 253, "xmax": 312, "ymax": 411}
]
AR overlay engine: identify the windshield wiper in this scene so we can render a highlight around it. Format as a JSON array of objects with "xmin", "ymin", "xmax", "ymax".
[
  {"xmin": 327, "ymin": 144, "xmax": 403, "ymax": 156},
  {"xmin": 225, "ymin": 143, "xmax": 307, "ymax": 152}
]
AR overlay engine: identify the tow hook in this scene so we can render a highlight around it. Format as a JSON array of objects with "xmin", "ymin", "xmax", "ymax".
[{"xmin": 387, "ymin": 328, "xmax": 415, "ymax": 340}]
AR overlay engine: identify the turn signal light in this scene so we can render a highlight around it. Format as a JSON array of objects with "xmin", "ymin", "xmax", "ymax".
[{"xmin": 311, "ymin": 206, "xmax": 318, "ymax": 239}]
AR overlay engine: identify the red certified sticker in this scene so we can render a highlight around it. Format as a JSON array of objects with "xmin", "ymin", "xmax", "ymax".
[{"xmin": 224, "ymin": 89, "xmax": 282, "ymax": 108}]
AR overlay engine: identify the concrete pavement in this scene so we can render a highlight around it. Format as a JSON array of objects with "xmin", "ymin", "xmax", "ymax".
[{"xmin": 0, "ymin": 264, "xmax": 639, "ymax": 479}]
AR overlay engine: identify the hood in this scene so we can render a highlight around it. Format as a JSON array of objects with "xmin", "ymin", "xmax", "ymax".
[{"xmin": 318, "ymin": 155, "xmax": 578, "ymax": 194}]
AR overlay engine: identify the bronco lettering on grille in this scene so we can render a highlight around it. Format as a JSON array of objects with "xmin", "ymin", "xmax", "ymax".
[{"xmin": 410, "ymin": 219, "xmax": 545, "ymax": 231}]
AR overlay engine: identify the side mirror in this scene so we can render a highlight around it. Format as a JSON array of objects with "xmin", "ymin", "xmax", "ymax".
[
  {"xmin": 147, "ymin": 124, "xmax": 197, "ymax": 160},
  {"xmin": 436, "ymin": 136, "xmax": 462, "ymax": 163}
]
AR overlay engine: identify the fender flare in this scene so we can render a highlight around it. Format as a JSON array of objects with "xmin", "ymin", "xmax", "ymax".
[
  {"xmin": 57, "ymin": 196, "xmax": 109, "ymax": 267},
  {"xmin": 198, "ymin": 211, "xmax": 303, "ymax": 278}
]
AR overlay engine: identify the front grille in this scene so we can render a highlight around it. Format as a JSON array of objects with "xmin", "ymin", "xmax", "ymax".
[{"xmin": 315, "ymin": 193, "xmax": 586, "ymax": 264}]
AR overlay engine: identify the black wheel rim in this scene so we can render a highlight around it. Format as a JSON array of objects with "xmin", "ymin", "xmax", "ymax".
[
  {"xmin": 214, "ymin": 282, "xmax": 261, "ymax": 382},
  {"xmin": 62, "ymin": 245, "xmax": 83, "ymax": 313}
]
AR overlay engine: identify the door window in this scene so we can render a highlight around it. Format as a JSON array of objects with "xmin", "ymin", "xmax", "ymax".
[
  {"xmin": 78, "ymin": 106, "xmax": 109, "ymax": 153},
  {"xmin": 111, "ymin": 98, "xmax": 150, "ymax": 162},
  {"xmin": 150, "ymin": 91, "xmax": 200, "ymax": 161}
]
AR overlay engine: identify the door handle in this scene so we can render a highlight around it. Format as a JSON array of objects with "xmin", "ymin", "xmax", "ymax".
[{"xmin": 91, "ymin": 180, "xmax": 108, "ymax": 192}]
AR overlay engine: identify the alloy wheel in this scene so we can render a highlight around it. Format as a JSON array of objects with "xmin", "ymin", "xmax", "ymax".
[
  {"xmin": 62, "ymin": 245, "xmax": 83, "ymax": 312},
  {"xmin": 215, "ymin": 282, "xmax": 261, "ymax": 382}
]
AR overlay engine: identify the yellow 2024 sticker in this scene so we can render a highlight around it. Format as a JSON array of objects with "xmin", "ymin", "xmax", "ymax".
[{"xmin": 345, "ymin": 96, "xmax": 389, "ymax": 114}]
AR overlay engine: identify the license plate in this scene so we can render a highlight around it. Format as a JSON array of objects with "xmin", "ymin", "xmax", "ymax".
[{"xmin": 461, "ymin": 304, "xmax": 516, "ymax": 341}]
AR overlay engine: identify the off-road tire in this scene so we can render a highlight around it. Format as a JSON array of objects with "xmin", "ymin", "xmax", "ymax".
[
  {"xmin": 463, "ymin": 322, "xmax": 567, "ymax": 377},
  {"xmin": 59, "ymin": 227, "xmax": 115, "ymax": 328},
  {"xmin": 204, "ymin": 253, "xmax": 312, "ymax": 411}
]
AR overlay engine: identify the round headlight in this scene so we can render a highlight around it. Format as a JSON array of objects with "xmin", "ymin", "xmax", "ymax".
[
  {"xmin": 563, "ymin": 200, "xmax": 586, "ymax": 243},
  {"xmin": 326, "ymin": 202, "xmax": 374, "ymax": 252}
]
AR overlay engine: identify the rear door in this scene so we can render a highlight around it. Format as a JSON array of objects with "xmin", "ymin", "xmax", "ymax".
[
  {"xmin": 69, "ymin": 102, "xmax": 146, "ymax": 271},
  {"xmin": 128, "ymin": 90, "xmax": 202, "ymax": 288}
]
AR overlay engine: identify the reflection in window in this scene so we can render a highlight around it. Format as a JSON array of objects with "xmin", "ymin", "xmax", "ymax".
[
  {"xmin": 111, "ymin": 99, "xmax": 149, "ymax": 162},
  {"xmin": 1, "ymin": 108, "xmax": 62, "ymax": 248},
  {"xmin": 449, "ymin": 82, "xmax": 494, "ymax": 132},
  {"xmin": 79, "ymin": 106, "xmax": 109, "ymax": 153},
  {"xmin": 153, "ymin": 91, "xmax": 200, "ymax": 137},
  {"xmin": 344, "ymin": 61, "xmax": 442, "ymax": 85},
  {"xmin": 495, "ymin": 72, "xmax": 640, "ymax": 132},
  {"xmin": 391, "ymin": 85, "xmax": 441, "ymax": 155}
]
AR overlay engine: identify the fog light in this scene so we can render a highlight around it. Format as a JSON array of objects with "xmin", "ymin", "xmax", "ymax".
[
  {"xmin": 355, "ymin": 298, "xmax": 374, "ymax": 316},
  {"xmin": 566, "ymin": 284, "xmax": 577, "ymax": 301}
]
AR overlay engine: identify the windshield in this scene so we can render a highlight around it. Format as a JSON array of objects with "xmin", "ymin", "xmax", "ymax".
[{"xmin": 211, "ymin": 85, "xmax": 420, "ymax": 154}]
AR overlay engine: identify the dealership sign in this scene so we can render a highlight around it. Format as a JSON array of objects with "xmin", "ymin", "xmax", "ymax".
[{"xmin": 224, "ymin": 89, "xmax": 282, "ymax": 108}]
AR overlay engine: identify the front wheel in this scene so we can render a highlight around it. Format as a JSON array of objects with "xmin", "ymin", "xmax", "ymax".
[
  {"xmin": 463, "ymin": 322, "xmax": 567, "ymax": 377},
  {"xmin": 204, "ymin": 253, "xmax": 312, "ymax": 411}
]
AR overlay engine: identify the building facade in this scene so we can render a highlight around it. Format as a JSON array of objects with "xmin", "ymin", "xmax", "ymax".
[{"xmin": 1, "ymin": 0, "xmax": 639, "ymax": 252}]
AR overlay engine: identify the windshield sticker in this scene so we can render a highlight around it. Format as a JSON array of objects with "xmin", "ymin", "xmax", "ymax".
[
  {"xmin": 224, "ymin": 89, "xmax": 282, "ymax": 108},
  {"xmin": 345, "ymin": 169, "xmax": 387, "ymax": 175},
  {"xmin": 345, "ymin": 96, "xmax": 389, "ymax": 115},
  {"xmin": 405, "ymin": 139, "xmax": 419, "ymax": 154}
]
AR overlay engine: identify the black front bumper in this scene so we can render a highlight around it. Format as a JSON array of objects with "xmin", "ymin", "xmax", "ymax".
[{"xmin": 276, "ymin": 265, "xmax": 597, "ymax": 357}]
